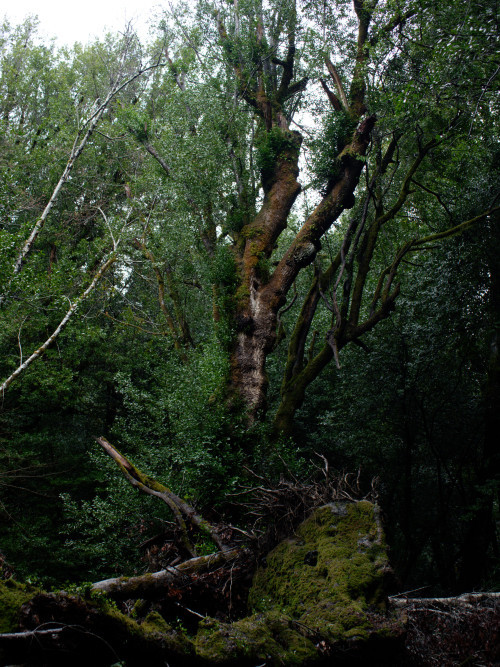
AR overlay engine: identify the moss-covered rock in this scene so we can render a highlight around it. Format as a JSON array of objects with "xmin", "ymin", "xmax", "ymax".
[
  {"xmin": 248, "ymin": 501, "xmax": 390, "ymax": 642},
  {"xmin": 194, "ymin": 501, "xmax": 402, "ymax": 665},
  {"xmin": 0, "ymin": 578, "xmax": 38, "ymax": 633}
]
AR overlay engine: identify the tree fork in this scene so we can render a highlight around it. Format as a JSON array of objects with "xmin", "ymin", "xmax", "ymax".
[
  {"xmin": 273, "ymin": 205, "xmax": 499, "ymax": 436},
  {"xmin": 228, "ymin": 131, "xmax": 303, "ymax": 418}
]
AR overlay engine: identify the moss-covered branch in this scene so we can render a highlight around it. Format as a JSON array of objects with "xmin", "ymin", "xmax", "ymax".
[
  {"xmin": 412, "ymin": 205, "xmax": 500, "ymax": 246},
  {"xmin": 95, "ymin": 437, "xmax": 225, "ymax": 555},
  {"xmin": 92, "ymin": 548, "xmax": 246, "ymax": 599}
]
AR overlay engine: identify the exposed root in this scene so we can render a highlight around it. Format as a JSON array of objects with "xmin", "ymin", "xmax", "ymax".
[{"xmin": 230, "ymin": 459, "xmax": 377, "ymax": 551}]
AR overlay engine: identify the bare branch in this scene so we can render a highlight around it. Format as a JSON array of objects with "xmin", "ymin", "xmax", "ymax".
[
  {"xmin": 1, "ymin": 58, "xmax": 165, "ymax": 304},
  {"xmin": 0, "ymin": 253, "xmax": 117, "ymax": 395},
  {"xmin": 412, "ymin": 205, "xmax": 500, "ymax": 246},
  {"xmin": 324, "ymin": 58, "xmax": 350, "ymax": 113}
]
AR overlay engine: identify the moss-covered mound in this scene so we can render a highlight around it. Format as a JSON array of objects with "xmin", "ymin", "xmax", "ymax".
[
  {"xmin": 194, "ymin": 501, "xmax": 403, "ymax": 665},
  {"xmin": 195, "ymin": 610, "xmax": 318, "ymax": 665},
  {"xmin": 249, "ymin": 501, "xmax": 390, "ymax": 639},
  {"xmin": 0, "ymin": 578, "xmax": 39, "ymax": 633},
  {"xmin": 0, "ymin": 502, "xmax": 403, "ymax": 666}
]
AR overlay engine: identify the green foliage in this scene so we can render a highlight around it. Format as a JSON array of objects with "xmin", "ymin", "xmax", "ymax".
[
  {"xmin": 296, "ymin": 227, "xmax": 498, "ymax": 590},
  {"xmin": 212, "ymin": 244, "xmax": 238, "ymax": 290},
  {"xmin": 309, "ymin": 111, "xmax": 356, "ymax": 191},
  {"xmin": 255, "ymin": 127, "xmax": 298, "ymax": 184},
  {"xmin": 0, "ymin": 0, "xmax": 499, "ymax": 596},
  {"xmin": 117, "ymin": 105, "xmax": 150, "ymax": 143}
]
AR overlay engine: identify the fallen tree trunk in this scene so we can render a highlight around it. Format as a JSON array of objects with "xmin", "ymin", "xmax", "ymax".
[
  {"xmin": 91, "ymin": 547, "xmax": 249, "ymax": 600},
  {"xmin": 2, "ymin": 502, "xmax": 499, "ymax": 666},
  {"xmin": 389, "ymin": 591, "xmax": 500, "ymax": 608}
]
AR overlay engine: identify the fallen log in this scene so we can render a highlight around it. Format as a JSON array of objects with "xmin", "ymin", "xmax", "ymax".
[
  {"xmin": 1, "ymin": 502, "xmax": 405, "ymax": 666},
  {"xmin": 1, "ymin": 592, "xmax": 196, "ymax": 667},
  {"xmin": 0, "ymin": 625, "xmax": 122, "ymax": 667},
  {"xmin": 389, "ymin": 590, "xmax": 500, "ymax": 608},
  {"xmin": 91, "ymin": 547, "xmax": 249, "ymax": 600},
  {"xmin": 390, "ymin": 589, "xmax": 500, "ymax": 666}
]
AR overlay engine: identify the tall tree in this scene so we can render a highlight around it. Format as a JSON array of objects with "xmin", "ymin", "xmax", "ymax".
[
  {"xmin": 1, "ymin": 0, "xmax": 499, "ymax": 587},
  {"xmin": 120, "ymin": 0, "xmax": 499, "ymax": 435}
]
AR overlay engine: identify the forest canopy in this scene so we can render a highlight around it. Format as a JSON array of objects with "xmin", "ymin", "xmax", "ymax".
[{"xmin": 0, "ymin": 0, "xmax": 499, "ymax": 603}]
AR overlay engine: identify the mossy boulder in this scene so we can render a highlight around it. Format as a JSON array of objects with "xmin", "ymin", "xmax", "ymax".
[
  {"xmin": 248, "ymin": 501, "xmax": 391, "ymax": 641},
  {"xmin": 194, "ymin": 501, "xmax": 402, "ymax": 665}
]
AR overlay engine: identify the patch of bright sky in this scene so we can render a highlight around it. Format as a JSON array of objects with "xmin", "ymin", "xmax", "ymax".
[{"xmin": 2, "ymin": 0, "xmax": 165, "ymax": 47}]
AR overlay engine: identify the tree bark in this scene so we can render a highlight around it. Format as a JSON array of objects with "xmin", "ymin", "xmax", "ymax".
[
  {"xmin": 92, "ymin": 547, "xmax": 247, "ymax": 599},
  {"xmin": 228, "ymin": 131, "xmax": 302, "ymax": 416}
]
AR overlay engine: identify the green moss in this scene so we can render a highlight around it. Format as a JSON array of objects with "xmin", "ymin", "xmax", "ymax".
[
  {"xmin": 248, "ymin": 502, "xmax": 389, "ymax": 643},
  {"xmin": 255, "ymin": 127, "xmax": 300, "ymax": 185},
  {"xmin": 0, "ymin": 503, "xmax": 400, "ymax": 665},
  {"xmin": 240, "ymin": 226, "xmax": 263, "ymax": 240},
  {"xmin": 195, "ymin": 612, "xmax": 317, "ymax": 665},
  {"xmin": 141, "ymin": 610, "xmax": 170, "ymax": 632},
  {"xmin": 0, "ymin": 579, "xmax": 39, "ymax": 632},
  {"xmin": 255, "ymin": 255, "xmax": 270, "ymax": 281},
  {"xmin": 104, "ymin": 603, "xmax": 194, "ymax": 656}
]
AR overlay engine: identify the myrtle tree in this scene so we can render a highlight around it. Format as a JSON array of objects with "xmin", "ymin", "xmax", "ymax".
[
  {"xmin": 114, "ymin": 0, "xmax": 499, "ymax": 438},
  {"xmin": 1, "ymin": 0, "xmax": 499, "ymax": 584}
]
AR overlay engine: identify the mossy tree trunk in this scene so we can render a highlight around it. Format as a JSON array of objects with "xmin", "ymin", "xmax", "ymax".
[{"xmin": 219, "ymin": 1, "xmax": 377, "ymax": 421}]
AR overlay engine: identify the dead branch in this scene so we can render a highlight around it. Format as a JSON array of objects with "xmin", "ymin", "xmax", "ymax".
[
  {"xmin": 92, "ymin": 547, "xmax": 248, "ymax": 599},
  {"xmin": 95, "ymin": 437, "xmax": 225, "ymax": 556},
  {"xmin": 4, "ymin": 58, "xmax": 165, "ymax": 293}
]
